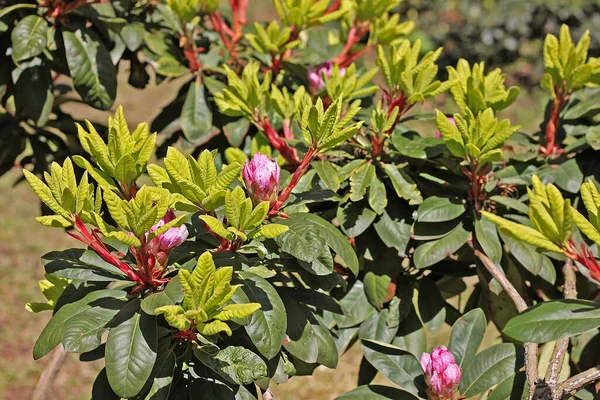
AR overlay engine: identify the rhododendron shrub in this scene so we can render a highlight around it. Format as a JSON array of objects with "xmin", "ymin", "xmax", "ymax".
[{"xmin": 12, "ymin": 0, "xmax": 600, "ymax": 399}]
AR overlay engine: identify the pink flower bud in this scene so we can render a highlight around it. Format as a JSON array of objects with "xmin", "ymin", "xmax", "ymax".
[
  {"xmin": 147, "ymin": 209, "xmax": 188, "ymax": 251},
  {"xmin": 421, "ymin": 346, "xmax": 461, "ymax": 399},
  {"xmin": 158, "ymin": 225, "xmax": 188, "ymax": 251},
  {"xmin": 242, "ymin": 153, "xmax": 280, "ymax": 207},
  {"xmin": 436, "ymin": 117, "xmax": 455, "ymax": 139},
  {"xmin": 307, "ymin": 61, "xmax": 345, "ymax": 91}
]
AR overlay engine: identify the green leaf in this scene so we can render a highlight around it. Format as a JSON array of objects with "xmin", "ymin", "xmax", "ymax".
[
  {"xmin": 11, "ymin": 15, "xmax": 47, "ymax": 62},
  {"xmin": 33, "ymin": 289, "xmax": 127, "ymax": 360},
  {"xmin": 392, "ymin": 307, "xmax": 426, "ymax": 358},
  {"xmin": 92, "ymin": 369, "xmax": 120, "ymax": 400},
  {"xmin": 181, "ymin": 79, "xmax": 213, "ymax": 142},
  {"xmin": 14, "ymin": 64, "xmax": 53, "ymax": 126},
  {"xmin": 368, "ymin": 176, "xmax": 388, "ymax": 215},
  {"xmin": 417, "ymin": 278, "xmax": 446, "ymax": 333},
  {"xmin": 337, "ymin": 201, "xmax": 377, "ymax": 238},
  {"xmin": 364, "ymin": 272, "xmax": 392, "ymax": 308},
  {"xmin": 436, "ymin": 110, "xmax": 465, "ymax": 158},
  {"xmin": 63, "ymin": 29, "xmax": 116, "ymax": 110},
  {"xmin": 141, "ymin": 277, "xmax": 184, "ymax": 315},
  {"xmin": 373, "ymin": 210, "xmax": 411, "ymax": 256},
  {"xmin": 336, "ymin": 385, "xmax": 419, "ymax": 399},
  {"xmin": 62, "ymin": 301, "xmax": 126, "ymax": 353},
  {"xmin": 199, "ymin": 346, "xmax": 268, "ymax": 385},
  {"xmin": 487, "ymin": 371, "xmax": 528, "ymax": 400},
  {"xmin": 313, "ymin": 160, "xmax": 340, "ymax": 192},
  {"xmin": 413, "ymin": 224, "xmax": 470, "ymax": 269},
  {"xmin": 350, "ymin": 162, "xmax": 375, "ymax": 202},
  {"xmin": 105, "ymin": 302, "xmax": 158, "ymax": 398},
  {"xmin": 460, "ymin": 343, "xmax": 522, "ymax": 397},
  {"xmin": 416, "ymin": 196, "xmax": 465, "ymax": 222},
  {"xmin": 448, "ymin": 308, "xmax": 486, "ymax": 369},
  {"xmin": 335, "ymin": 280, "xmax": 376, "ymax": 328},
  {"xmin": 275, "ymin": 216, "xmax": 326, "ymax": 263},
  {"xmin": 475, "ymin": 218, "xmax": 502, "ymax": 265},
  {"xmin": 361, "ymin": 340, "xmax": 425, "ymax": 396},
  {"xmin": 144, "ymin": 351, "xmax": 175, "ymax": 400},
  {"xmin": 279, "ymin": 214, "xmax": 359, "ymax": 275},
  {"xmin": 236, "ymin": 272, "xmax": 287, "ymax": 360},
  {"xmin": 382, "ymin": 164, "xmax": 422, "ymax": 205},
  {"xmin": 503, "ymin": 300, "xmax": 600, "ymax": 343},
  {"xmin": 359, "ymin": 309, "xmax": 399, "ymax": 344}
]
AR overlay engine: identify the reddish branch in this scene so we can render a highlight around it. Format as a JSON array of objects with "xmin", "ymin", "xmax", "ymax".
[
  {"xmin": 270, "ymin": 147, "xmax": 317, "ymax": 215},
  {"xmin": 541, "ymin": 85, "xmax": 569, "ymax": 157},
  {"xmin": 68, "ymin": 216, "xmax": 143, "ymax": 284},
  {"xmin": 258, "ymin": 117, "xmax": 300, "ymax": 167},
  {"xmin": 209, "ymin": 0, "xmax": 248, "ymax": 63},
  {"xmin": 333, "ymin": 21, "xmax": 371, "ymax": 68},
  {"xmin": 371, "ymin": 91, "xmax": 414, "ymax": 158}
]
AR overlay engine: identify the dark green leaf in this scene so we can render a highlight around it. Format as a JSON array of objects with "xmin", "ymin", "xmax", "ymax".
[
  {"xmin": 417, "ymin": 278, "xmax": 446, "ymax": 333},
  {"xmin": 92, "ymin": 369, "xmax": 120, "ymax": 400},
  {"xmin": 11, "ymin": 15, "xmax": 47, "ymax": 62},
  {"xmin": 141, "ymin": 277, "xmax": 184, "ymax": 315},
  {"xmin": 335, "ymin": 281, "xmax": 376, "ymax": 328},
  {"xmin": 181, "ymin": 79, "xmax": 214, "ymax": 142},
  {"xmin": 488, "ymin": 371, "xmax": 528, "ymax": 400},
  {"xmin": 475, "ymin": 218, "xmax": 502, "ymax": 265},
  {"xmin": 14, "ymin": 64, "xmax": 53, "ymax": 126},
  {"xmin": 416, "ymin": 196, "xmax": 465, "ymax": 222},
  {"xmin": 33, "ymin": 289, "xmax": 127, "ymax": 360},
  {"xmin": 413, "ymin": 224, "xmax": 470, "ymax": 269},
  {"xmin": 145, "ymin": 351, "xmax": 175, "ymax": 400},
  {"xmin": 337, "ymin": 201, "xmax": 377, "ymax": 238},
  {"xmin": 460, "ymin": 343, "xmax": 522, "ymax": 397},
  {"xmin": 62, "ymin": 298, "xmax": 127, "ymax": 353},
  {"xmin": 361, "ymin": 340, "xmax": 425, "ymax": 396},
  {"xmin": 359, "ymin": 310, "xmax": 399, "ymax": 344},
  {"xmin": 236, "ymin": 271, "xmax": 287, "ymax": 360},
  {"xmin": 448, "ymin": 308, "xmax": 486, "ymax": 369},
  {"xmin": 336, "ymin": 385, "xmax": 419, "ymax": 399},
  {"xmin": 63, "ymin": 29, "xmax": 116, "ymax": 110},
  {"xmin": 373, "ymin": 210, "xmax": 411, "ymax": 256},
  {"xmin": 105, "ymin": 301, "xmax": 158, "ymax": 398},
  {"xmin": 503, "ymin": 300, "xmax": 600, "ymax": 343}
]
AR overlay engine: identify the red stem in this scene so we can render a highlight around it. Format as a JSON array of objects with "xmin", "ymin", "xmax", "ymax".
[
  {"xmin": 259, "ymin": 117, "xmax": 300, "ymax": 166},
  {"xmin": 271, "ymin": 148, "xmax": 317, "ymax": 214},
  {"xmin": 69, "ymin": 216, "xmax": 143, "ymax": 284},
  {"xmin": 542, "ymin": 85, "xmax": 569, "ymax": 156},
  {"xmin": 333, "ymin": 21, "xmax": 370, "ymax": 67}
]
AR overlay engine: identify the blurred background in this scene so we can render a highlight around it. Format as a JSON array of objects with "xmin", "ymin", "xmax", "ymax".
[{"xmin": 1, "ymin": 0, "xmax": 600, "ymax": 398}]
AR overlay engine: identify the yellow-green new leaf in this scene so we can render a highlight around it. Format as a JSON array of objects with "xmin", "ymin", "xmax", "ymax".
[
  {"xmin": 199, "ymin": 215, "xmax": 233, "ymax": 240},
  {"xmin": 481, "ymin": 211, "xmax": 564, "ymax": 254}
]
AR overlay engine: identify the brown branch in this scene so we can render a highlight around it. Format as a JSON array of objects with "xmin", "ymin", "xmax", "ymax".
[
  {"xmin": 474, "ymin": 250, "xmax": 539, "ymax": 394},
  {"xmin": 32, "ymin": 345, "xmax": 68, "ymax": 400},
  {"xmin": 555, "ymin": 365, "xmax": 600, "ymax": 399},
  {"xmin": 546, "ymin": 260, "xmax": 576, "ymax": 386}
]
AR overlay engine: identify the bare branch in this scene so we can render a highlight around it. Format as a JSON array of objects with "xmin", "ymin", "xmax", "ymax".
[
  {"xmin": 546, "ymin": 260, "xmax": 576, "ymax": 385},
  {"xmin": 474, "ymin": 250, "xmax": 539, "ymax": 395},
  {"xmin": 32, "ymin": 344, "xmax": 68, "ymax": 400},
  {"xmin": 556, "ymin": 365, "xmax": 600, "ymax": 399}
]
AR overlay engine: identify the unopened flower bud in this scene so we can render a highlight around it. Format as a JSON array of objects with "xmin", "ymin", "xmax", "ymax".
[
  {"xmin": 242, "ymin": 153, "xmax": 280, "ymax": 207},
  {"xmin": 307, "ymin": 61, "xmax": 345, "ymax": 91},
  {"xmin": 421, "ymin": 346, "xmax": 461, "ymax": 399}
]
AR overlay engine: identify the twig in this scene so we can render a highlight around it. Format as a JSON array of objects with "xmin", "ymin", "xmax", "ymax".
[
  {"xmin": 546, "ymin": 260, "xmax": 576, "ymax": 385},
  {"xmin": 474, "ymin": 250, "xmax": 539, "ymax": 395},
  {"xmin": 32, "ymin": 345, "xmax": 68, "ymax": 400},
  {"xmin": 555, "ymin": 365, "xmax": 600, "ymax": 399}
]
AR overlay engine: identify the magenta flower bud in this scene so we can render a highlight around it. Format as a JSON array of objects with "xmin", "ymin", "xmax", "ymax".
[
  {"xmin": 421, "ymin": 346, "xmax": 461, "ymax": 399},
  {"xmin": 147, "ymin": 209, "xmax": 188, "ymax": 251},
  {"xmin": 242, "ymin": 153, "xmax": 280, "ymax": 207},
  {"xmin": 307, "ymin": 61, "xmax": 345, "ymax": 91},
  {"xmin": 436, "ymin": 117, "xmax": 455, "ymax": 139},
  {"xmin": 158, "ymin": 225, "xmax": 188, "ymax": 251}
]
